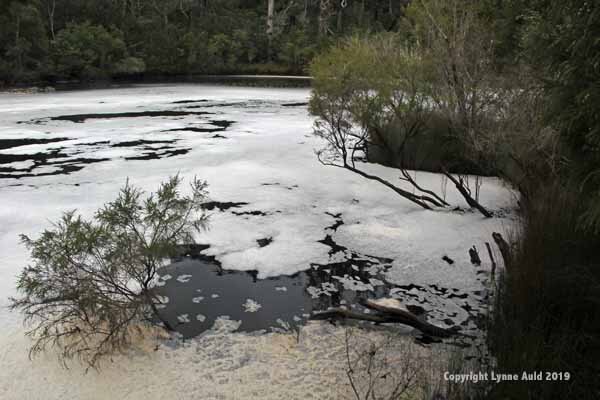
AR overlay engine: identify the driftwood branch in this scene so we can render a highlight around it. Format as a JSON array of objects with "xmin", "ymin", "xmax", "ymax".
[
  {"xmin": 361, "ymin": 300, "xmax": 456, "ymax": 338},
  {"xmin": 311, "ymin": 300, "xmax": 460, "ymax": 338}
]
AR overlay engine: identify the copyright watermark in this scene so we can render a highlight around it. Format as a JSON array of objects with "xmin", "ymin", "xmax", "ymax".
[{"xmin": 443, "ymin": 371, "xmax": 571, "ymax": 384}]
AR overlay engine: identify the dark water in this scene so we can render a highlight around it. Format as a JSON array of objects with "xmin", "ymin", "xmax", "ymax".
[{"xmin": 154, "ymin": 245, "xmax": 395, "ymax": 338}]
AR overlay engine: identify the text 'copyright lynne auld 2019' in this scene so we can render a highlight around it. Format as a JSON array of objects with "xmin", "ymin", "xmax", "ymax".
[{"xmin": 444, "ymin": 371, "xmax": 571, "ymax": 384}]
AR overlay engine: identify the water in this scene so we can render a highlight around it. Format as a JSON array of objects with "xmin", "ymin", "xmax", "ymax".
[{"xmin": 155, "ymin": 244, "xmax": 395, "ymax": 338}]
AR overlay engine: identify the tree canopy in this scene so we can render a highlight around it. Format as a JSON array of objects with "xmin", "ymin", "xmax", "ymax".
[{"xmin": 0, "ymin": 0, "xmax": 412, "ymax": 84}]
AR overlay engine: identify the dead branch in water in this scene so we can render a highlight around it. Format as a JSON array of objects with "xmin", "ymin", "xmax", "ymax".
[
  {"xmin": 361, "ymin": 300, "xmax": 457, "ymax": 338},
  {"xmin": 311, "ymin": 300, "xmax": 460, "ymax": 338},
  {"xmin": 442, "ymin": 169, "xmax": 492, "ymax": 218},
  {"xmin": 485, "ymin": 242, "xmax": 497, "ymax": 276},
  {"xmin": 469, "ymin": 245, "xmax": 482, "ymax": 266}
]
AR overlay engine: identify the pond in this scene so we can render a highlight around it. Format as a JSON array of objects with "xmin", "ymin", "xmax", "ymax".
[{"xmin": 0, "ymin": 84, "xmax": 507, "ymax": 344}]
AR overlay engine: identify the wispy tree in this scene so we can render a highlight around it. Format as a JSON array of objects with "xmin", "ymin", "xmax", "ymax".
[{"xmin": 10, "ymin": 175, "xmax": 209, "ymax": 368}]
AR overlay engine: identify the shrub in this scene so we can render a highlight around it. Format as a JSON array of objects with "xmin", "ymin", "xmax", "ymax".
[
  {"xmin": 113, "ymin": 57, "xmax": 146, "ymax": 75},
  {"xmin": 10, "ymin": 176, "xmax": 209, "ymax": 368}
]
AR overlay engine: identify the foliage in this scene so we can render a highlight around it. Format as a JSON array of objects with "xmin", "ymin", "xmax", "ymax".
[
  {"xmin": 404, "ymin": 0, "xmax": 504, "ymax": 174},
  {"xmin": 276, "ymin": 28, "xmax": 317, "ymax": 73},
  {"xmin": 521, "ymin": 1, "xmax": 600, "ymax": 161},
  {"xmin": 9, "ymin": 176, "xmax": 209, "ymax": 368},
  {"xmin": 51, "ymin": 22, "xmax": 128, "ymax": 78},
  {"xmin": 0, "ymin": 0, "xmax": 48, "ymax": 81},
  {"xmin": 113, "ymin": 56, "xmax": 146, "ymax": 75},
  {"xmin": 310, "ymin": 32, "xmax": 435, "ymax": 164},
  {"xmin": 309, "ymin": 32, "xmax": 494, "ymax": 215},
  {"xmin": 179, "ymin": 30, "xmax": 210, "ymax": 73},
  {"xmin": 207, "ymin": 33, "xmax": 240, "ymax": 72},
  {"xmin": 0, "ymin": 0, "xmax": 412, "ymax": 84},
  {"xmin": 520, "ymin": 0, "xmax": 600, "ymax": 231},
  {"xmin": 310, "ymin": 33, "xmax": 453, "ymax": 211},
  {"xmin": 310, "ymin": 9, "xmax": 600, "ymax": 396},
  {"xmin": 489, "ymin": 183, "xmax": 600, "ymax": 400}
]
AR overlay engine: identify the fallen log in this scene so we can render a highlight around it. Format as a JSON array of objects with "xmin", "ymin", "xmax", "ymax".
[
  {"xmin": 311, "ymin": 301, "xmax": 458, "ymax": 338},
  {"xmin": 361, "ymin": 300, "xmax": 455, "ymax": 338}
]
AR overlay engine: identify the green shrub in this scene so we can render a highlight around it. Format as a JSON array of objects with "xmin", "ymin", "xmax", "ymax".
[
  {"xmin": 113, "ymin": 57, "xmax": 146, "ymax": 75},
  {"xmin": 10, "ymin": 176, "xmax": 209, "ymax": 368}
]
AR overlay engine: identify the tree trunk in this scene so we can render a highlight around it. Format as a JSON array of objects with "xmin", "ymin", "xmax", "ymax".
[
  {"xmin": 267, "ymin": 0, "xmax": 275, "ymax": 59},
  {"xmin": 361, "ymin": 0, "xmax": 365, "ymax": 25},
  {"xmin": 443, "ymin": 169, "xmax": 492, "ymax": 217},
  {"xmin": 319, "ymin": 0, "xmax": 329, "ymax": 36},
  {"xmin": 48, "ymin": 0, "xmax": 56, "ymax": 40},
  {"xmin": 344, "ymin": 164, "xmax": 450, "ymax": 210},
  {"xmin": 15, "ymin": 15, "xmax": 22, "ymax": 73}
]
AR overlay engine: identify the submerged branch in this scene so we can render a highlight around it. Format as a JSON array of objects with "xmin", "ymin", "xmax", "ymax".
[
  {"xmin": 443, "ymin": 169, "xmax": 492, "ymax": 217},
  {"xmin": 343, "ymin": 164, "xmax": 439, "ymax": 210}
]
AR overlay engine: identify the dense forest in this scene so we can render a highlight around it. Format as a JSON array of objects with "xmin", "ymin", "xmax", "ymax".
[{"xmin": 0, "ymin": 0, "xmax": 409, "ymax": 84}]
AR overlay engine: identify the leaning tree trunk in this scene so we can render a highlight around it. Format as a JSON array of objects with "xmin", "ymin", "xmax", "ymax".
[
  {"xmin": 344, "ymin": 164, "xmax": 444, "ymax": 210},
  {"xmin": 442, "ymin": 169, "xmax": 492, "ymax": 218}
]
